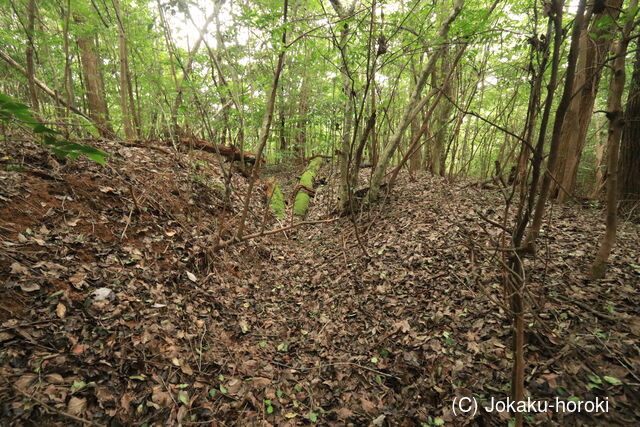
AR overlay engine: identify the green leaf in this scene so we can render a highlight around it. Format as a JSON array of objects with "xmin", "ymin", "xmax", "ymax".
[
  {"xmin": 587, "ymin": 373, "xmax": 602, "ymax": 384},
  {"xmin": 71, "ymin": 380, "xmax": 87, "ymax": 393},
  {"xmin": 603, "ymin": 376, "xmax": 622, "ymax": 386},
  {"xmin": 308, "ymin": 412, "xmax": 318, "ymax": 422},
  {"xmin": 178, "ymin": 390, "xmax": 189, "ymax": 405},
  {"xmin": 208, "ymin": 388, "xmax": 217, "ymax": 398},
  {"xmin": 433, "ymin": 417, "xmax": 445, "ymax": 426},
  {"xmin": 277, "ymin": 343, "xmax": 288, "ymax": 352}
]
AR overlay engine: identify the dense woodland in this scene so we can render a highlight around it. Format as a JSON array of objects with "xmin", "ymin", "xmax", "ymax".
[{"xmin": 0, "ymin": 0, "xmax": 639, "ymax": 425}]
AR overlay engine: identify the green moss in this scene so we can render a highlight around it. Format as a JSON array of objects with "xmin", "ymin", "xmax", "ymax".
[
  {"xmin": 269, "ymin": 183, "xmax": 286, "ymax": 219},
  {"xmin": 293, "ymin": 157, "xmax": 324, "ymax": 217},
  {"xmin": 294, "ymin": 192, "xmax": 310, "ymax": 216}
]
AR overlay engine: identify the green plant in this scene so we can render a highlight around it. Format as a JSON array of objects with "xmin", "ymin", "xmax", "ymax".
[{"xmin": 0, "ymin": 93, "xmax": 107, "ymax": 164}]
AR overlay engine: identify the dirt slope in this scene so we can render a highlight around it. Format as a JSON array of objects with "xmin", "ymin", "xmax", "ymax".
[{"xmin": 1, "ymin": 140, "xmax": 639, "ymax": 426}]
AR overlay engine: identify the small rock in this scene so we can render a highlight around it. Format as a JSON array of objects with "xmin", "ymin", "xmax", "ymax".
[{"xmin": 92, "ymin": 287, "xmax": 115, "ymax": 302}]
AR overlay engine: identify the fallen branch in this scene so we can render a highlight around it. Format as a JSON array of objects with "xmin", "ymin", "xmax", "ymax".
[{"xmin": 4, "ymin": 378, "xmax": 103, "ymax": 426}]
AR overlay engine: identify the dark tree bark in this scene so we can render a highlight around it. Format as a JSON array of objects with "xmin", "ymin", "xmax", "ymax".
[{"xmin": 619, "ymin": 39, "xmax": 640, "ymax": 209}]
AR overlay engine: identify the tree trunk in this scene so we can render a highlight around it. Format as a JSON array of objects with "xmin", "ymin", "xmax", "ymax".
[
  {"xmin": 0, "ymin": 49, "xmax": 93, "ymax": 124},
  {"xmin": 619, "ymin": 39, "xmax": 640, "ymax": 209},
  {"xmin": 75, "ymin": 15, "xmax": 113, "ymax": 137},
  {"xmin": 553, "ymin": 0, "xmax": 622, "ymax": 202},
  {"xmin": 590, "ymin": 0, "xmax": 638, "ymax": 279},
  {"xmin": 431, "ymin": 53, "xmax": 455, "ymax": 176},
  {"xmin": 409, "ymin": 116, "xmax": 422, "ymax": 171},
  {"xmin": 329, "ymin": 0, "xmax": 356, "ymax": 212},
  {"xmin": 524, "ymin": 0, "xmax": 587, "ymax": 250},
  {"xmin": 25, "ymin": 0, "xmax": 39, "ymax": 115},
  {"xmin": 296, "ymin": 75, "xmax": 309, "ymax": 160},
  {"xmin": 235, "ymin": 0, "xmax": 289, "ymax": 241},
  {"xmin": 113, "ymin": 0, "xmax": 135, "ymax": 140},
  {"xmin": 589, "ymin": 115, "xmax": 607, "ymax": 199}
]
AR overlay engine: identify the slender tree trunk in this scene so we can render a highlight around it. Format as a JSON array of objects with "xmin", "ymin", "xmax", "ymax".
[
  {"xmin": 590, "ymin": 115, "xmax": 608, "ymax": 198},
  {"xmin": 279, "ymin": 100, "xmax": 287, "ymax": 153},
  {"xmin": 590, "ymin": 1, "xmax": 639, "ymax": 278},
  {"xmin": 553, "ymin": 0, "xmax": 622, "ymax": 202},
  {"xmin": 61, "ymin": 0, "xmax": 74, "ymax": 134},
  {"xmin": 234, "ymin": 0, "xmax": 289, "ymax": 241},
  {"xmin": 112, "ymin": 0, "xmax": 135, "ymax": 140},
  {"xmin": 524, "ymin": 0, "xmax": 587, "ymax": 250},
  {"xmin": 329, "ymin": 0, "xmax": 356, "ymax": 212},
  {"xmin": 75, "ymin": 15, "xmax": 113, "ymax": 137},
  {"xmin": 25, "ymin": 0, "xmax": 39, "ymax": 115},
  {"xmin": 366, "ymin": 0, "xmax": 465, "ymax": 203},
  {"xmin": 369, "ymin": 81, "xmax": 378, "ymax": 166},
  {"xmin": 431, "ymin": 52, "xmax": 455, "ymax": 176},
  {"xmin": 0, "ymin": 49, "xmax": 93, "ymax": 124},
  {"xmin": 170, "ymin": 9, "xmax": 217, "ymax": 131},
  {"xmin": 296, "ymin": 74, "xmax": 309, "ymax": 160}
]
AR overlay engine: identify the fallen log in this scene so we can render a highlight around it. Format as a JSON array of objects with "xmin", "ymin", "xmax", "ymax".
[
  {"xmin": 293, "ymin": 157, "xmax": 325, "ymax": 217},
  {"xmin": 179, "ymin": 136, "xmax": 262, "ymax": 165}
]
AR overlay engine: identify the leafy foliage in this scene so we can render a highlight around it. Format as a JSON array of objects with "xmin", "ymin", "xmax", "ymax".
[{"xmin": 0, "ymin": 93, "xmax": 107, "ymax": 164}]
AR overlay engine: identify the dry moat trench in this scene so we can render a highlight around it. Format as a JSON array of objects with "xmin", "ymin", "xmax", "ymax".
[{"xmin": 0, "ymin": 140, "xmax": 639, "ymax": 426}]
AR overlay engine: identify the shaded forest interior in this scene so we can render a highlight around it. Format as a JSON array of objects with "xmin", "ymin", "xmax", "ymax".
[{"xmin": 0, "ymin": 0, "xmax": 639, "ymax": 425}]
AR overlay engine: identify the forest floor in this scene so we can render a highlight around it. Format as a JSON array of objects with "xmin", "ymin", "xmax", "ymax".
[{"xmin": 1, "ymin": 138, "xmax": 639, "ymax": 426}]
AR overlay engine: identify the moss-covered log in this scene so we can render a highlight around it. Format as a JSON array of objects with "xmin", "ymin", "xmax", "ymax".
[
  {"xmin": 293, "ymin": 157, "xmax": 324, "ymax": 217},
  {"xmin": 266, "ymin": 178, "xmax": 286, "ymax": 219}
]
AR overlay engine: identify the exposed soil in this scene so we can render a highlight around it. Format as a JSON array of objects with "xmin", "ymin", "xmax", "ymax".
[{"xmin": 1, "ymin": 138, "xmax": 639, "ymax": 426}]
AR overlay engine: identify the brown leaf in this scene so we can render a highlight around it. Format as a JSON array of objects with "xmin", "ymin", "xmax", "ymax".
[
  {"xmin": 180, "ymin": 363, "xmax": 193, "ymax": 376},
  {"xmin": 72, "ymin": 344, "xmax": 88, "ymax": 355},
  {"xmin": 10, "ymin": 262, "xmax": 28, "ymax": 275},
  {"xmin": 152, "ymin": 386, "xmax": 173, "ymax": 407},
  {"xmin": 67, "ymin": 396, "xmax": 86, "ymax": 416},
  {"xmin": 335, "ymin": 407, "xmax": 354, "ymax": 420},
  {"xmin": 15, "ymin": 374, "xmax": 37, "ymax": 392},
  {"xmin": 56, "ymin": 303, "xmax": 67, "ymax": 319},
  {"xmin": 19, "ymin": 282, "xmax": 40, "ymax": 292},
  {"xmin": 45, "ymin": 373, "xmax": 65, "ymax": 384},
  {"xmin": 360, "ymin": 397, "xmax": 377, "ymax": 414}
]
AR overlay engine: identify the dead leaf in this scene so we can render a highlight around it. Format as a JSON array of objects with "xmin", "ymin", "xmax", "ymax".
[
  {"xmin": 72, "ymin": 344, "xmax": 88, "ymax": 355},
  {"xmin": 67, "ymin": 396, "xmax": 86, "ymax": 416},
  {"xmin": 10, "ymin": 262, "xmax": 28, "ymax": 275},
  {"xmin": 15, "ymin": 374, "xmax": 37, "ymax": 392},
  {"xmin": 186, "ymin": 271, "xmax": 197, "ymax": 282},
  {"xmin": 45, "ymin": 373, "xmax": 65, "ymax": 384},
  {"xmin": 56, "ymin": 303, "xmax": 67, "ymax": 319},
  {"xmin": 19, "ymin": 282, "xmax": 40, "ymax": 292},
  {"xmin": 152, "ymin": 386, "xmax": 173, "ymax": 406}
]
